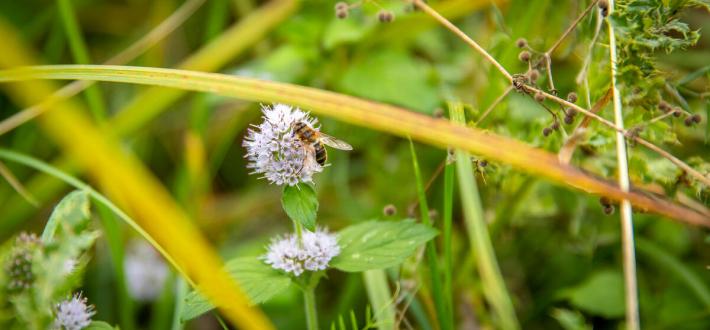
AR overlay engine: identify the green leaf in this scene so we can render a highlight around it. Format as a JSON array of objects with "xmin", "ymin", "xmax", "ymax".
[
  {"xmin": 339, "ymin": 50, "xmax": 438, "ymax": 113},
  {"xmin": 551, "ymin": 308, "xmax": 591, "ymax": 330},
  {"xmin": 563, "ymin": 270, "xmax": 625, "ymax": 318},
  {"xmin": 331, "ymin": 220, "xmax": 438, "ymax": 272},
  {"xmin": 181, "ymin": 257, "xmax": 292, "ymax": 322},
  {"xmin": 85, "ymin": 321, "xmax": 118, "ymax": 330},
  {"xmin": 41, "ymin": 190, "xmax": 90, "ymax": 243},
  {"xmin": 282, "ymin": 183, "xmax": 318, "ymax": 231}
]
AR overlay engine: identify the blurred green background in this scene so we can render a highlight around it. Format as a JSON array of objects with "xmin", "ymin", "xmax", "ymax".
[{"xmin": 1, "ymin": 0, "xmax": 709, "ymax": 329}]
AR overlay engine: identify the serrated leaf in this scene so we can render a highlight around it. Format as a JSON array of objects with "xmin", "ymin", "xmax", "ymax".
[
  {"xmin": 562, "ymin": 270, "xmax": 625, "ymax": 318},
  {"xmin": 331, "ymin": 220, "xmax": 438, "ymax": 272},
  {"xmin": 282, "ymin": 183, "xmax": 318, "ymax": 231},
  {"xmin": 85, "ymin": 321, "xmax": 118, "ymax": 330},
  {"xmin": 41, "ymin": 190, "xmax": 90, "ymax": 243},
  {"xmin": 181, "ymin": 257, "xmax": 292, "ymax": 322}
]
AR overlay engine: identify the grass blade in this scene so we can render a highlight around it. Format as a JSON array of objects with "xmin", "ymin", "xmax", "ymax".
[
  {"xmin": 451, "ymin": 103, "xmax": 519, "ymax": 330},
  {"xmin": 363, "ymin": 270, "xmax": 395, "ymax": 330},
  {"xmin": 409, "ymin": 139, "xmax": 452, "ymax": 330},
  {"xmin": 0, "ymin": 64, "xmax": 706, "ymax": 227}
]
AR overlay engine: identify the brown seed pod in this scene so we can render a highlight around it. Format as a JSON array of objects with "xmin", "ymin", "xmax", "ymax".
[
  {"xmin": 383, "ymin": 204, "xmax": 397, "ymax": 216},
  {"xmin": 684, "ymin": 117, "xmax": 694, "ymax": 126},
  {"xmin": 542, "ymin": 127, "xmax": 552, "ymax": 137},
  {"xmin": 567, "ymin": 92, "xmax": 578, "ymax": 103},
  {"xmin": 599, "ymin": 0, "xmax": 609, "ymax": 17},
  {"xmin": 658, "ymin": 101, "xmax": 670, "ymax": 112},
  {"xmin": 550, "ymin": 121, "xmax": 560, "ymax": 130},
  {"xmin": 692, "ymin": 114, "xmax": 702, "ymax": 123},
  {"xmin": 516, "ymin": 38, "xmax": 528, "ymax": 48},
  {"xmin": 518, "ymin": 50, "xmax": 531, "ymax": 62},
  {"xmin": 603, "ymin": 205, "xmax": 615, "ymax": 215},
  {"xmin": 564, "ymin": 114, "xmax": 574, "ymax": 125},
  {"xmin": 528, "ymin": 69, "xmax": 540, "ymax": 82},
  {"xmin": 599, "ymin": 196, "xmax": 611, "ymax": 207},
  {"xmin": 378, "ymin": 10, "xmax": 394, "ymax": 23},
  {"xmin": 534, "ymin": 91, "xmax": 545, "ymax": 102},
  {"xmin": 673, "ymin": 109, "xmax": 682, "ymax": 117},
  {"xmin": 478, "ymin": 160, "xmax": 488, "ymax": 167},
  {"xmin": 336, "ymin": 9, "xmax": 348, "ymax": 19}
]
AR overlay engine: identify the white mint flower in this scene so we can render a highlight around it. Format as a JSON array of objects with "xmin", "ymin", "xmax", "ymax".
[
  {"xmin": 243, "ymin": 104, "xmax": 322, "ymax": 186},
  {"xmin": 124, "ymin": 240, "xmax": 169, "ymax": 302},
  {"xmin": 263, "ymin": 228, "xmax": 340, "ymax": 276},
  {"xmin": 54, "ymin": 292, "xmax": 95, "ymax": 330}
]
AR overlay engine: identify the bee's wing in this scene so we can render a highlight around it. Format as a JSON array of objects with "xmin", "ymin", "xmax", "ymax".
[{"xmin": 318, "ymin": 132, "xmax": 353, "ymax": 150}]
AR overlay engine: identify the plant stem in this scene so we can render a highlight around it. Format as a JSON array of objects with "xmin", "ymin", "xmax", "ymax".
[
  {"xmin": 409, "ymin": 139, "xmax": 452, "ymax": 330},
  {"xmin": 303, "ymin": 286, "xmax": 319, "ymax": 330},
  {"xmin": 606, "ymin": 2, "xmax": 639, "ymax": 329},
  {"xmin": 450, "ymin": 103, "xmax": 519, "ymax": 330},
  {"xmin": 442, "ymin": 158, "xmax": 455, "ymax": 329}
]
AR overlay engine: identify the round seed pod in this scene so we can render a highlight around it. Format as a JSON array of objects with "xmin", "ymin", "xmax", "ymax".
[
  {"xmin": 528, "ymin": 69, "xmax": 540, "ymax": 82},
  {"xmin": 336, "ymin": 9, "xmax": 348, "ymax": 19},
  {"xmin": 383, "ymin": 204, "xmax": 397, "ymax": 216},
  {"xmin": 564, "ymin": 114, "xmax": 574, "ymax": 125},
  {"xmin": 567, "ymin": 92, "xmax": 578, "ymax": 103},
  {"xmin": 479, "ymin": 160, "xmax": 488, "ymax": 167},
  {"xmin": 673, "ymin": 109, "xmax": 682, "ymax": 117},
  {"xmin": 684, "ymin": 117, "xmax": 694, "ymax": 126},
  {"xmin": 551, "ymin": 121, "xmax": 560, "ymax": 130},
  {"xmin": 534, "ymin": 91, "xmax": 545, "ymax": 102},
  {"xmin": 516, "ymin": 38, "xmax": 528, "ymax": 48},
  {"xmin": 599, "ymin": 0, "xmax": 609, "ymax": 17},
  {"xmin": 378, "ymin": 10, "xmax": 394, "ymax": 23},
  {"xmin": 603, "ymin": 205, "xmax": 614, "ymax": 215},
  {"xmin": 542, "ymin": 127, "xmax": 552, "ymax": 137},
  {"xmin": 692, "ymin": 114, "xmax": 702, "ymax": 123},
  {"xmin": 658, "ymin": 101, "xmax": 670, "ymax": 112},
  {"xmin": 518, "ymin": 50, "xmax": 531, "ymax": 62}
]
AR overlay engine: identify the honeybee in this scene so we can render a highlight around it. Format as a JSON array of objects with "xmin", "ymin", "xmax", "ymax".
[{"xmin": 291, "ymin": 121, "xmax": 352, "ymax": 168}]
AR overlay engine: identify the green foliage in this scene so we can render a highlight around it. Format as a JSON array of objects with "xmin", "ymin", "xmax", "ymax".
[
  {"xmin": 562, "ymin": 270, "xmax": 626, "ymax": 318},
  {"xmin": 611, "ymin": 0, "xmax": 703, "ymax": 107},
  {"xmin": 85, "ymin": 321, "xmax": 119, "ymax": 330},
  {"xmin": 181, "ymin": 257, "xmax": 292, "ymax": 322},
  {"xmin": 331, "ymin": 220, "xmax": 438, "ymax": 272},
  {"xmin": 339, "ymin": 49, "xmax": 439, "ymax": 113},
  {"xmin": 0, "ymin": 191, "xmax": 99, "ymax": 329},
  {"xmin": 329, "ymin": 306, "xmax": 377, "ymax": 330},
  {"xmin": 282, "ymin": 184, "xmax": 319, "ymax": 231}
]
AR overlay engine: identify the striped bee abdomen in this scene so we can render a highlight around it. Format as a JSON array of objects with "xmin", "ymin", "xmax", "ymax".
[{"xmin": 314, "ymin": 142, "xmax": 327, "ymax": 165}]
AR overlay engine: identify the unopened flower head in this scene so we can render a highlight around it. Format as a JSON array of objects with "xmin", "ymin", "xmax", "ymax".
[
  {"xmin": 263, "ymin": 228, "xmax": 340, "ymax": 276},
  {"xmin": 54, "ymin": 292, "xmax": 95, "ymax": 330},
  {"xmin": 243, "ymin": 104, "xmax": 322, "ymax": 186},
  {"xmin": 124, "ymin": 240, "xmax": 168, "ymax": 302}
]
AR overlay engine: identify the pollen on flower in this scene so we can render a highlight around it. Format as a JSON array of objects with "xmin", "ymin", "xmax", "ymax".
[
  {"xmin": 54, "ymin": 292, "xmax": 95, "ymax": 330},
  {"xmin": 243, "ymin": 104, "xmax": 323, "ymax": 186},
  {"xmin": 263, "ymin": 228, "xmax": 340, "ymax": 276}
]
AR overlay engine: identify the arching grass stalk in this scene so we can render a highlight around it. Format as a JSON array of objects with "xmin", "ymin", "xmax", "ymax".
[{"xmin": 0, "ymin": 64, "xmax": 706, "ymax": 226}]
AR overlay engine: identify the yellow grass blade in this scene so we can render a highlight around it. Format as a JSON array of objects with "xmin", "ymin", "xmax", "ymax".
[
  {"xmin": 0, "ymin": 64, "xmax": 707, "ymax": 227},
  {"xmin": 0, "ymin": 25, "xmax": 273, "ymax": 330}
]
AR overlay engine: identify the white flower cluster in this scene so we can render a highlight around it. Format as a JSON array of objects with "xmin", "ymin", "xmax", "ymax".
[
  {"xmin": 243, "ymin": 104, "xmax": 323, "ymax": 186},
  {"xmin": 263, "ymin": 228, "xmax": 340, "ymax": 276},
  {"xmin": 54, "ymin": 293, "xmax": 95, "ymax": 330},
  {"xmin": 124, "ymin": 240, "xmax": 169, "ymax": 302}
]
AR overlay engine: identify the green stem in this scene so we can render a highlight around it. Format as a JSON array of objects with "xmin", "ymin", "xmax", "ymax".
[
  {"xmin": 442, "ymin": 159, "xmax": 455, "ymax": 327},
  {"xmin": 303, "ymin": 287, "xmax": 318, "ymax": 330},
  {"xmin": 450, "ymin": 103, "xmax": 519, "ymax": 330},
  {"xmin": 408, "ymin": 138, "xmax": 452, "ymax": 330},
  {"xmin": 56, "ymin": 0, "xmax": 107, "ymax": 123}
]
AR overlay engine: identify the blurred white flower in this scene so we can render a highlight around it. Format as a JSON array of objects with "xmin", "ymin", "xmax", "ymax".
[
  {"xmin": 243, "ymin": 104, "xmax": 322, "ymax": 186},
  {"xmin": 54, "ymin": 292, "xmax": 95, "ymax": 330},
  {"xmin": 263, "ymin": 228, "xmax": 340, "ymax": 276},
  {"xmin": 124, "ymin": 240, "xmax": 168, "ymax": 302},
  {"xmin": 62, "ymin": 259, "xmax": 77, "ymax": 276}
]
